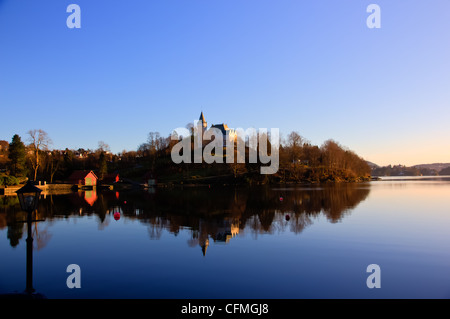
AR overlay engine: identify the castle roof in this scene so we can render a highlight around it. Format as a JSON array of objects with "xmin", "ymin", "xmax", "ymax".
[
  {"xmin": 199, "ymin": 112, "xmax": 206, "ymax": 122},
  {"xmin": 210, "ymin": 124, "xmax": 230, "ymax": 135}
]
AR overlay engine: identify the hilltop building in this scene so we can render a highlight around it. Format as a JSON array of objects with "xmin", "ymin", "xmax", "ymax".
[{"xmin": 198, "ymin": 112, "xmax": 237, "ymax": 147}]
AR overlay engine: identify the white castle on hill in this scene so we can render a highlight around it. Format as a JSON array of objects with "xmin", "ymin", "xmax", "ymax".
[{"xmin": 198, "ymin": 112, "xmax": 237, "ymax": 147}]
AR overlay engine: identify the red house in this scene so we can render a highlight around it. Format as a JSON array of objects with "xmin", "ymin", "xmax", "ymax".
[{"xmin": 68, "ymin": 170, "xmax": 98, "ymax": 186}]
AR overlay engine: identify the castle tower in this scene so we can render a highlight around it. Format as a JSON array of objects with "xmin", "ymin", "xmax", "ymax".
[
  {"xmin": 199, "ymin": 112, "xmax": 207, "ymax": 130},
  {"xmin": 201, "ymin": 238, "xmax": 209, "ymax": 256}
]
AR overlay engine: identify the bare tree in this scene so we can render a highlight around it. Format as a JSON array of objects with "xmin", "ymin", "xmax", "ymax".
[
  {"xmin": 97, "ymin": 141, "xmax": 111, "ymax": 153},
  {"xmin": 47, "ymin": 150, "xmax": 63, "ymax": 183},
  {"xmin": 147, "ymin": 132, "xmax": 162, "ymax": 153},
  {"xmin": 185, "ymin": 123, "xmax": 194, "ymax": 136},
  {"xmin": 287, "ymin": 131, "xmax": 303, "ymax": 148},
  {"xmin": 145, "ymin": 131, "xmax": 169, "ymax": 172},
  {"xmin": 28, "ymin": 129, "xmax": 52, "ymax": 181},
  {"xmin": 321, "ymin": 139, "xmax": 344, "ymax": 170},
  {"xmin": 287, "ymin": 131, "xmax": 304, "ymax": 164}
]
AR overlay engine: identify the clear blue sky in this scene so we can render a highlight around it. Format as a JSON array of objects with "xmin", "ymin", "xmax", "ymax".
[{"xmin": 1, "ymin": 0, "xmax": 449, "ymax": 166}]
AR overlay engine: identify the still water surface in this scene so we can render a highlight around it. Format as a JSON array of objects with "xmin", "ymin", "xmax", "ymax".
[{"xmin": 1, "ymin": 178, "xmax": 450, "ymax": 298}]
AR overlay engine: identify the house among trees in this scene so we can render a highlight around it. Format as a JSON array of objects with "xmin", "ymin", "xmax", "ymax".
[{"xmin": 68, "ymin": 170, "xmax": 98, "ymax": 187}]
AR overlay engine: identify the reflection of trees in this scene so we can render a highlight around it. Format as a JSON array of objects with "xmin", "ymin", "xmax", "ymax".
[
  {"xmin": 33, "ymin": 226, "xmax": 52, "ymax": 250},
  {"xmin": 242, "ymin": 184, "xmax": 370, "ymax": 225},
  {"xmin": 7, "ymin": 222, "xmax": 24, "ymax": 247},
  {"xmin": 258, "ymin": 211, "xmax": 275, "ymax": 232},
  {"xmin": 31, "ymin": 210, "xmax": 52, "ymax": 250},
  {"xmin": 1, "ymin": 184, "xmax": 370, "ymax": 252},
  {"xmin": 1, "ymin": 196, "xmax": 26, "ymax": 246},
  {"xmin": 288, "ymin": 212, "xmax": 314, "ymax": 234},
  {"xmin": 147, "ymin": 217, "xmax": 165, "ymax": 240},
  {"xmin": 120, "ymin": 185, "xmax": 369, "ymax": 253}
]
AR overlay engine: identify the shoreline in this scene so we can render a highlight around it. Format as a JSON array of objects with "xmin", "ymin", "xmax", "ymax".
[{"xmin": 6, "ymin": 174, "xmax": 447, "ymax": 196}]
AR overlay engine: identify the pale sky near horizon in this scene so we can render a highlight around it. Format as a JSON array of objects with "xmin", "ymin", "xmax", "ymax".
[{"xmin": 1, "ymin": 0, "xmax": 449, "ymax": 167}]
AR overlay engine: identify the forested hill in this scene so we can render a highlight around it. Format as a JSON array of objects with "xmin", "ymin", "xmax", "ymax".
[
  {"xmin": 413, "ymin": 163, "xmax": 450, "ymax": 172},
  {"xmin": 1, "ymin": 131, "xmax": 372, "ymax": 185},
  {"xmin": 371, "ymin": 163, "xmax": 450, "ymax": 176}
]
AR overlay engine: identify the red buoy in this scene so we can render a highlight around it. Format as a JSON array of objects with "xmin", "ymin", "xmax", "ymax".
[
  {"xmin": 279, "ymin": 196, "xmax": 283, "ymax": 202},
  {"xmin": 114, "ymin": 212, "xmax": 121, "ymax": 221},
  {"xmin": 285, "ymin": 214, "xmax": 290, "ymax": 221}
]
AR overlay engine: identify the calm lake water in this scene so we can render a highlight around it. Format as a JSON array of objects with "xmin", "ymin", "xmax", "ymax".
[{"xmin": 1, "ymin": 177, "xmax": 450, "ymax": 299}]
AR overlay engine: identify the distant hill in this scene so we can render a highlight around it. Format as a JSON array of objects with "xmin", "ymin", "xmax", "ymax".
[
  {"xmin": 371, "ymin": 162, "xmax": 450, "ymax": 176},
  {"xmin": 438, "ymin": 166, "xmax": 450, "ymax": 175},
  {"xmin": 413, "ymin": 163, "xmax": 450, "ymax": 171}
]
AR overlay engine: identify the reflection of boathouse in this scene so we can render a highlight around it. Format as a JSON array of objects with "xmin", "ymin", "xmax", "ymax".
[{"xmin": 83, "ymin": 190, "xmax": 98, "ymax": 206}]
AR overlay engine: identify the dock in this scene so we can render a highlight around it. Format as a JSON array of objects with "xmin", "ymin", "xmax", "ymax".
[{"xmin": 1, "ymin": 182, "xmax": 78, "ymax": 195}]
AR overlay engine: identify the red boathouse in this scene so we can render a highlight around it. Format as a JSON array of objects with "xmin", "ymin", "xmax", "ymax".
[{"xmin": 68, "ymin": 170, "xmax": 98, "ymax": 186}]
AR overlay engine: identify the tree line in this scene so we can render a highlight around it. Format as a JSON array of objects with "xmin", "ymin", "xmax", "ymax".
[
  {"xmin": 278, "ymin": 132, "xmax": 371, "ymax": 183},
  {"xmin": 0, "ymin": 128, "xmax": 371, "ymax": 186},
  {"xmin": 1, "ymin": 130, "xmax": 54, "ymax": 185},
  {"xmin": 132, "ymin": 129, "xmax": 371, "ymax": 184},
  {"xmin": 0, "ymin": 130, "xmax": 113, "ymax": 186},
  {"xmin": 371, "ymin": 164, "xmax": 450, "ymax": 176}
]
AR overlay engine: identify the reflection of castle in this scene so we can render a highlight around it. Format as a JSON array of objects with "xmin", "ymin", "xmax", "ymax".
[
  {"xmin": 214, "ymin": 221, "xmax": 239, "ymax": 243},
  {"xmin": 197, "ymin": 218, "xmax": 240, "ymax": 256},
  {"xmin": 199, "ymin": 112, "xmax": 237, "ymax": 147}
]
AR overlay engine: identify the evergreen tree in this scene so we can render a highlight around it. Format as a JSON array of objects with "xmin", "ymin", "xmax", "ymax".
[{"xmin": 8, "ymin": 134, "xmax": 26, "ymax": 176}]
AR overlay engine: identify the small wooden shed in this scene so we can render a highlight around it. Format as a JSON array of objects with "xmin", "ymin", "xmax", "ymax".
[{"xmin": 68, "ymin": 170, "xmax": 98, "ymax": 186}]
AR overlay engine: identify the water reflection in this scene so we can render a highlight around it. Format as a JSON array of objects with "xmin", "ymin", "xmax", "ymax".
[
  {"xmin": 0, "ymin": 184, "xmax": 370, "ymax": 254},
  {"xmin": 0, "ymin": 205, "xmax": 46, "ymax": 299},
  {"xmin": 83, "ymin": 190, "xmax": 98, "ymax": 206}
]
